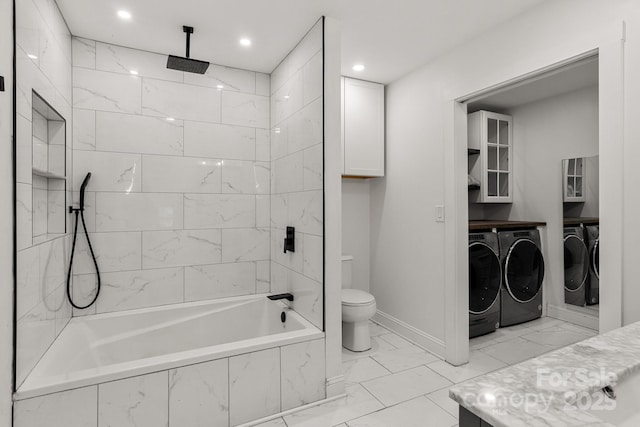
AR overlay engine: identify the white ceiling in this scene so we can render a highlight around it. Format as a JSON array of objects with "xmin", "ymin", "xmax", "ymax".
[{"xmin": 56, "ymin": 0, "xmax": 547, "ymax": 84}]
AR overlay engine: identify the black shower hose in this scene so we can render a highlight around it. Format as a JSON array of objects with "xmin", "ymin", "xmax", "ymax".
[{"xmin": 66, "ymin": 209, "xmax": 101, "ymax": 309}]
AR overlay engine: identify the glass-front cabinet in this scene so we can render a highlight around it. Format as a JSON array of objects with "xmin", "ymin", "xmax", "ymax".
[
  {"xmin": 563, "ymin": 157, "xmax": 585, "ymax": 202},
  {"xmin": 468, "ymin": 110, "xmax": 513, "ymax": 203}
]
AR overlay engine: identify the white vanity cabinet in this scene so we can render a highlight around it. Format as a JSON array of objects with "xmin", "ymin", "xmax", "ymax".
[
  {"xmin": 341, "ymin": 76, "xmax": 385, "ymax": 177},
  {"xmin": 563, "ymin": 157, "xmax": 586, "ymax": 202},
  {"xmin": 468, "ymin": 110, "xmax": 513, "ymax": 203}
]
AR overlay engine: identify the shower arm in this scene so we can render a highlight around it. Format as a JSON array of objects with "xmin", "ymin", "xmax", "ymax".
[{"xmin": 183, "ymin": 26, "xmax": 193, "ymax": 59}]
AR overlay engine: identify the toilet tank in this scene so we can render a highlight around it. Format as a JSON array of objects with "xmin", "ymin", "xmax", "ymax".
[{"xmin": 341, "ymin": 255, "xmax": 353, "ymax": 289}]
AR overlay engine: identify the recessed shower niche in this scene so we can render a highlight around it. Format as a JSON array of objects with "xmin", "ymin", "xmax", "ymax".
[{"xmin": 31, "ymin": 91, "xmax": 67, "ymax": 243}]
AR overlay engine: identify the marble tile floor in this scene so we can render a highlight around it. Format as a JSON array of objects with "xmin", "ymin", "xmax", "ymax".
[{"xmin": 256, "ymin": 316, "xmax": 597, "ymax": 427}]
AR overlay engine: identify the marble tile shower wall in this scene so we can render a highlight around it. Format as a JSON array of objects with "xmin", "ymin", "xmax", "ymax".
[
  {"xmin": 70, "ymin": 38, "xmax": 272, "ymax": 315},
  {"xmin": 15, "ymin": 0, "xmax": 73, "ymax": 388},
  {"xmin": 270, "ymin": 20, "xmax": 324, "ymax": 330}
]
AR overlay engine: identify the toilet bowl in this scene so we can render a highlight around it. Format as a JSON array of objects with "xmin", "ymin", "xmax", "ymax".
[{"xmin": 341, "ymin": 255, "xmax": 377, "ymax": 352}]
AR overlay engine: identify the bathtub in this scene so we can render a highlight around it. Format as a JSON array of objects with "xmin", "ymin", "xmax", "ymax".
[{"xmin": 16, "ymin": 294, "xmax": 324, "ymax": 400}]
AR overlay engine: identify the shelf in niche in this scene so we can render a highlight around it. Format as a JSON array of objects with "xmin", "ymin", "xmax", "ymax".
[
  {"xmin": 467, "ymin": 148, "xmax": 480, "ymax": 156},
  {"xmin": 32, "ymin": 168, "xmax": 66, "ymax": 180},
  {"xmin": 468, "ymin": 184, "xmax": 480, "ymax": 191},
  {"xmin": 31, "ymin": 90, "xmax": 68, "ymax": 242}
]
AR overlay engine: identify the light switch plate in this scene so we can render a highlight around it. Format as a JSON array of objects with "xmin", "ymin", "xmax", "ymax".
[{"xmin": 435, "ymin": 205, "xmax": 445, "ymax": 222}]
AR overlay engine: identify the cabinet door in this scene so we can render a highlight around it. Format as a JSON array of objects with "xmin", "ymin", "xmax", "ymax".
[
  {"xmin": 563, "ymin": 157, "xmax": 586, "ymax": 202},
  {"xmin": 343, "ymin": 77, "xmax": 384, "ymax": 177},
  {"xmin": 482, "ymin": 111, "xmax": 512, "ymax": 203}
]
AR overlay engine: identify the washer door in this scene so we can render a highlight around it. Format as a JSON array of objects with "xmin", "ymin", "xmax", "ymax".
[
  {"xmin": 504, "ymin": 239, "xmax": 544, "ymax": 303},
  {"xmin": 563, "ymin": 235, "xmax": 589, "ymax": 292},
  {"xmin": 469, "ymin": 242, "xmax": 501, "ymax": 314},
  {"xmin": 591, "ymin": 238, "xmax": 599, "ymax": 279}
]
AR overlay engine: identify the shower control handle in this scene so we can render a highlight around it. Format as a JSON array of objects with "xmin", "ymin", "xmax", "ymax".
[{"xmin": 284, "ymin": 226, "xmax": 295, "ymax": 253}]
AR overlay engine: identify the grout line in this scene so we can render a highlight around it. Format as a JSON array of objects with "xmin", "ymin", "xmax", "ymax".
[
  {"xmin": 367, "ymin": 356, "xmax": 393, "ymax": 375},
  {"xmin": 423, "ymin": 391, "xmax": 458, "ymax": 419},
  {"xmin": 353, "ymin": 381, "xmax": 387, "ymax": 410}
]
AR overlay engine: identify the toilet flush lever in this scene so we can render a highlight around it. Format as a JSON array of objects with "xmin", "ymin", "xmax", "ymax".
[{"xmin": 284, "ymin": 226, "xmax": 295, "ymax": 253}]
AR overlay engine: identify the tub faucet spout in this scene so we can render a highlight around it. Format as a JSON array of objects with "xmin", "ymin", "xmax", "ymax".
[{"xmin": 268, "ymin": 293, "xmax": 294, "ymax": 302}]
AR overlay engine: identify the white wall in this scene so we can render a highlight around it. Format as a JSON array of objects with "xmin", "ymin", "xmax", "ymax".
[
  {"xmin": 621, "ymin": 13, "xmax": 640, "ymax": 326},
  {"xmin": 342, "ymin": 178, "xmax": 370, "ymax": 292},
  {"xmin": 15, "ymin": 0, "xmax": 73, "ymax": 388},
  {"xmin": 0, "ymin": 0, "xmax": 14, "ymax": 422},
  {"xmin": 373, "ymin": 0, "xmax": 637, "ymax": 358},
  {"xmin": 323, "ymin": 16, "xmax": 345, "ymax": 398}
]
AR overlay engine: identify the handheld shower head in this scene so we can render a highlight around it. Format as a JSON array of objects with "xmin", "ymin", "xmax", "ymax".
[{"xmin": 79, "ymin": 172, "xmax": 91, "ymax": 211}]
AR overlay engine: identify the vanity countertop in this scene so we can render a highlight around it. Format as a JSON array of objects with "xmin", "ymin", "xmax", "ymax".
[
  {"xmin": 450, "ymin": 321, "xmax": 640, "ymax": 427},
  {"xmin": 468, "ymin": 220, "xmax": 546, "ymax": 231}
]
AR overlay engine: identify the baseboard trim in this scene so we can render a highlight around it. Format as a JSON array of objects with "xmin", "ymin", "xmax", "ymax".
[
  {"xmin": 238, "ymin": 393, "xmax": 346, "ymax": 427},
  {"xmin": 325, "ymin": 374, "xmax": 345, "ymax": 398},
  {"xmin": 373, "ymin": 310, "xmax": 446, "ymax": 358},
  {"xmin": 238, "ymin": 393, "xmax": 347, "ymax": 427},
  {"xmin": 547, "ymin": 304, "xmax": 599, "ymax": 330}
]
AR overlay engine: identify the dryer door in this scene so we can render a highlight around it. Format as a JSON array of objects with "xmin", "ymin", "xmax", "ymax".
[
  {"xmin": 504, "ymin": 239, "xmax": 544, "ymax": 303},
  {"xmin": 591, "ymin": 238, "xmax": 599, "ymax": 279},
  {"xmin": 563, "ymin": 235, "xmax": 589, "ymax": 292},
  {"xmin": 469, "ymin": 242, "xmax": 501, "ymax": 314}
]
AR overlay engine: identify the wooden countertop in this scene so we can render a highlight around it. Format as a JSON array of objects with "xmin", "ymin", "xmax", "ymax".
[
  {"xmin": 563, "ymin": 217, "xmax": 599, "ymax": 225},
  {"xmin": 469, "ymin": 220, "xmax": 546, "ymax": 231}
]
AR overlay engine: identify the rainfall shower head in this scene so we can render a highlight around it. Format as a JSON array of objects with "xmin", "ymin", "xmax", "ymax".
[
  {"xmin": 167, "ymin": 55, "xmax": 209, "ymax": 74},
  {"xmin": 167, "ymin": 26, "xmax": 210, "ymax": 74}
]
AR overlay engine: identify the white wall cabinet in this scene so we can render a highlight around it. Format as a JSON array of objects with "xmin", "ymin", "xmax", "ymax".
[
  {"xmin": 341, "ymin": 77, "xmax": 385, "ymax": 177},
  {"xmin": 563, "ymin": 157, "xmax": 586, "ymax": 202},
  {"xmin": 468, "ymin": 110, "xmax": 513, "ymax": 203}
]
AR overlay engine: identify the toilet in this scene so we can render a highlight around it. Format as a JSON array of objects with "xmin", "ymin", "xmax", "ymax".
[{"xmin": 341, "ymin": 255, "xmax": 377, "ymax": 352}]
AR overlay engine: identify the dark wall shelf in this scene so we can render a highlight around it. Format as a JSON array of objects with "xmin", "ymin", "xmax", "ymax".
[
  {"xmin": 467, "ymin": 148, "xmax": 480, "ymax": 156},
  {"xmin": 563, "ymin": 217, "xmax": 599, "ymax": 226},
  {"xmin": 469, "ymin": 220, "xmax": 547, "ymax": 231}
]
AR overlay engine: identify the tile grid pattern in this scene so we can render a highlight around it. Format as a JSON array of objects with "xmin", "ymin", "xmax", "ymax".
[
  {"xmin": 270, "ymin": 19, "xmax": 324, "ymax": 329},
  {"xmin": 15, "ymin": 0, "xmax": 74, "ymax": 388},
  {"xmin": 256, "ymin": 317, "xmax": 597, "ymax": 427},
  {"xmin": 14, "ymin": 337, "xmax": 326, "ymax": 427},
  {"xmin": 70, "ymin": 36, "xmax": 273, "ymax": 316}
]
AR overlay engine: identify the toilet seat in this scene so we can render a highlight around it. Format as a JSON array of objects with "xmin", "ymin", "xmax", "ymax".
[{"xmin": 342, "ymin": 289, "xmax": 375, "ymax": 307}]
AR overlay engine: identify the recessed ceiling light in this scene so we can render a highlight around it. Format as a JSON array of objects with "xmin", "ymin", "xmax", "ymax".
[
  {"xmin": 117, "ymin": 10, "xmax": 131, "ymax": 20},
  {"xmin": 240, "ymin": 38, "xmax": 251, "ymax": 47},
  {"xmin": 284, "ymin": 95, "xmax": 290, "ymax": 100},
  {"xmin": 130, "ymin": 70, "xmax": 138, "ymax": 75},
  {"xmin": 166, "ymin": 117, "xmax": 175, "ymax": 121},
  {"xmin": 27, "ymin": 54, "xmax": 38, "ymax": 60},
  {"xmin": 216, "ymin": 84, "xmax": 224, "ymax": 89},
  {"xmin": 352, "ymin": 64, "xmax": 365, "ymax": 72}
]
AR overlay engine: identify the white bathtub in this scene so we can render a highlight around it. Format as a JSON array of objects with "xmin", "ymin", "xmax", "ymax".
[{"xmin": 16, "ymin": 294, "xmax": 323, "ymax": 400}]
